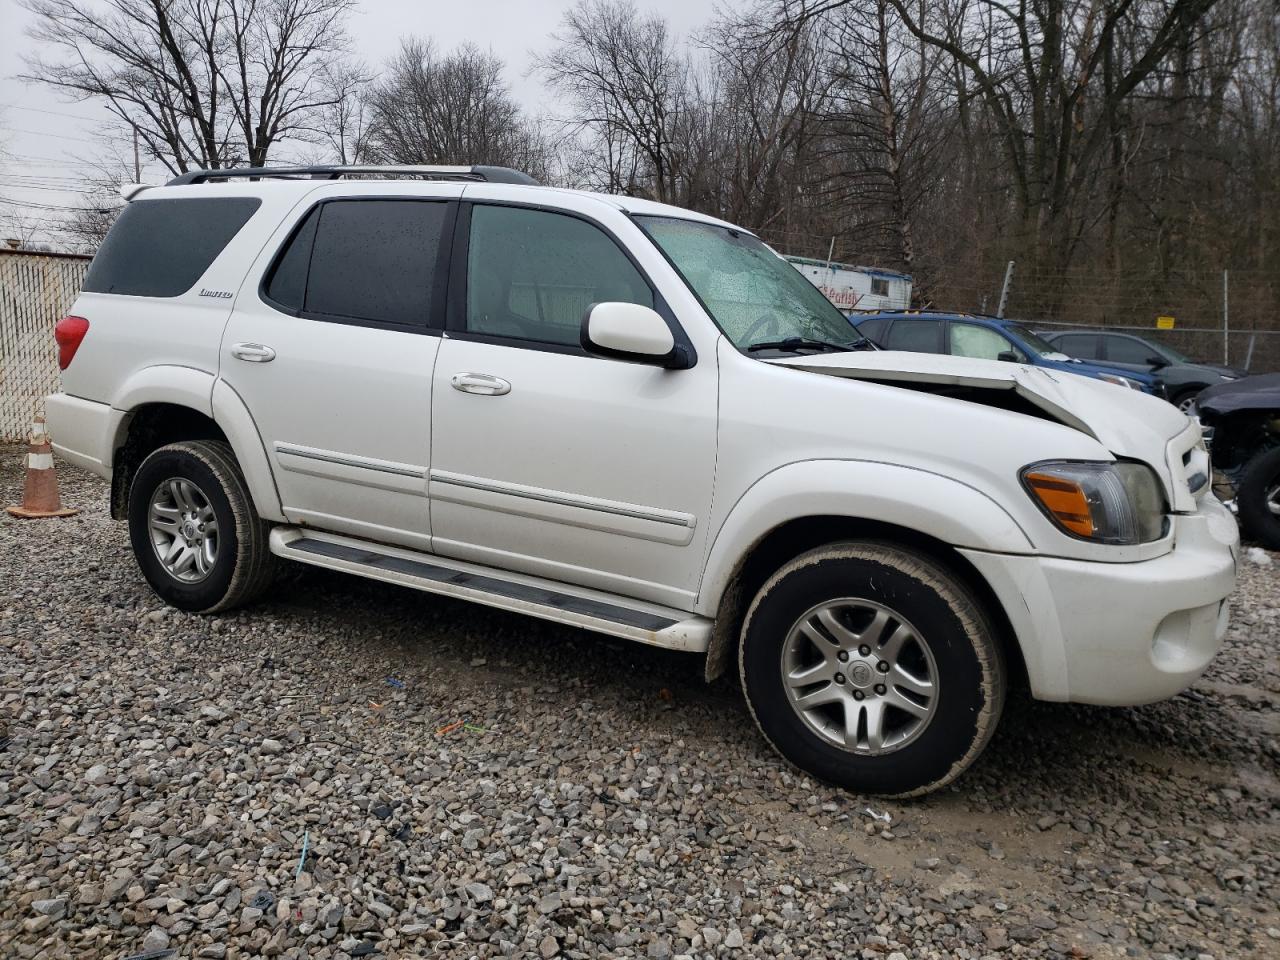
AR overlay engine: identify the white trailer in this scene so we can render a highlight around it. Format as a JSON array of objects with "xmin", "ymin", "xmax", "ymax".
[{"xmin": 785, "ymin": 256, "xmax": 912, "ymax": 312}]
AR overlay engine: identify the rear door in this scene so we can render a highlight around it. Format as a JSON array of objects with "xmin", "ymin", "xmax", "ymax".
[{"xmin": 219, "ymin": 184, "xmax": 461, "ymax": 551}]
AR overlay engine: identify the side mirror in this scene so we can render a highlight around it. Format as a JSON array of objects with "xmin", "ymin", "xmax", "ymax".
[
  {"xmin": 581, "ymin": 302, "xmax": 691, "ymax": 368},
  {"xmin": 1146, "ymin": 355, "xmax": 1169, "ymax": 369},
  {"xmin": 997, "ymin": 350, "xmax": 1020, "ymax": 363}
]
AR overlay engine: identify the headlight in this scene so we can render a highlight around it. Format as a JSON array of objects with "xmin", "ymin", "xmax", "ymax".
[
  {"xmin": 1021, "ymin": 461, "xmax": 1167, "ymax": 544},
  {"xmin": 1094, "ymin": 372, "xmax": 1142, "ymax": 390}
]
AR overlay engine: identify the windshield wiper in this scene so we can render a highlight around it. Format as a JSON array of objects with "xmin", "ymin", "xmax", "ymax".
[{"xmin": 747, "ymin": 337, "xmax": 864, "ymax": 354}]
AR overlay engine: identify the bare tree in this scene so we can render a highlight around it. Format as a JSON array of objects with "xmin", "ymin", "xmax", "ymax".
[
  {"xmin": 696, "ymin": 8, "xmax": 828, "ymax": 233},
  {"xmin": 364, "ymin": 40, "xmax": 548, "ymax": 176},
  {"xmin": 22, "ymin": 0, "xmax": 359, "ymax": 174},
  {"xmin": 309, "ymin": 60, "xmax": 374, "ymax": 165},
  {"xmin": 536, "ymin": 0, "xmax": 690, "ymax": 200},
  {"xmin": 773, "ymin": 1, "xmax": 1222, "ymax": 278},
  {"xmin": 808, "ymin": 1, "xmax": 952, "ymax": 276},
  {"xmin": 63, "ymin": 189, "xmax": 123, "ymax": 252}
]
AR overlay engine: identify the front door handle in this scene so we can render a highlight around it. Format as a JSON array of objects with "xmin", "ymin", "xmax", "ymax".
[
  {"xmin": 451, "ymin": 373, "xmax": 511, "ymax": 396},
  {"xmin": 231, "ymin": 342, "xmax": 276, "ymax": 363}
]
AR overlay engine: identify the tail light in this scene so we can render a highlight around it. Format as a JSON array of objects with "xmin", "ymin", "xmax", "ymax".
[{"xmin": 55, "ymin": 316, "xmax": 90, "ymax": 370}]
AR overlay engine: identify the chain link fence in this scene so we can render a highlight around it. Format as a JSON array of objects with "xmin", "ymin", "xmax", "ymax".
[{"xmin": 0, "ymin": 249, "xmax": 90, "ymax": 441}]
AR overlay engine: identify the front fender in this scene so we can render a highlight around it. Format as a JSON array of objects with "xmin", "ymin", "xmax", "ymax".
[{"xmin": 695, "ymin": 459, "xmax": 1035, "ymax": 615}]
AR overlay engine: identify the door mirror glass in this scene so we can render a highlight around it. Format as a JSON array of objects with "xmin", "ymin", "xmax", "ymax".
[
  {"xmin": 997, "ymin": 350, "xmax": 1020, "ymax": 362},
  {"xmin": 582, "ymin": 302, "xmax": 685, "ymax": 367}
]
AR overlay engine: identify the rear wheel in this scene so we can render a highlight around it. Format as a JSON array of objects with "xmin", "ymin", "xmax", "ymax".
[
  {"xmin": 128, "ymin": 440, "xmax": 277, "ymax": 612},
  {"xmin": 739, "ymin": 542, "xmax": 1005, "ymax": 797},
  {"xmin": 1236, "ymin": 446, "xmax": 1280, "ymax": 550}
]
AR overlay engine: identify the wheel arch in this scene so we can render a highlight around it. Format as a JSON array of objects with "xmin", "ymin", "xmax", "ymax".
[
  {"xmin": 109, "ymin": 385, "xmax": 283, "ymax": 523},
  {"xmin": 697, "ymin": 461, "xmax": 1035, "ymax": 690}
]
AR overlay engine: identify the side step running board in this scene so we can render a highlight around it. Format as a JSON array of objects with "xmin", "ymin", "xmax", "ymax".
[{"xmin": 269, "ymin": 528, "xmax": 712, "ymax": 652}]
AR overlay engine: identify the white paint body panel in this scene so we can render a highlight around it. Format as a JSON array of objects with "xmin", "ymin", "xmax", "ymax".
[
  {"xmin": 584, "ymin": 302, "xmax": 674, "ymax": 357},
  {"xmin": 47, "ymin": 174, "xmax": 1238, "ymax": 709},
  {"xmin": 215, "ymin": 182, "xmax": 464, "ymax": 551},
  {"xmin": 45, "ymin": 393, "xmax": 121, "ymax": 476},
  {"xmin": 428, "ymin": 337, "xmax": 717, "ymax": 609}
]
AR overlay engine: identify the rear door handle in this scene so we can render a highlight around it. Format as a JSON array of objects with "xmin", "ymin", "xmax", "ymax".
[
  {"xmin": 231, "ymin": 342, "xmax": 276, "ymax": 363},
  {"xmin": 451, "ymin": 373, "xmax": 511, "ymax": 396}
]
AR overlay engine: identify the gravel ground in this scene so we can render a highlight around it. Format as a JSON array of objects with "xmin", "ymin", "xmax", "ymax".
[{"xmin": 2, "ymin": 450, "xmax": 1278, "ymax": 960}]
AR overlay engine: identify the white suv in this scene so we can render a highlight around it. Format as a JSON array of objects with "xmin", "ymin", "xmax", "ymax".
[{"xmin": 46, "ymin": 164, "xmax": 1239, "ymax": 797}]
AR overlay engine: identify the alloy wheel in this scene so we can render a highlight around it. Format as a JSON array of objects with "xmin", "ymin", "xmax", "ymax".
[
  {"xmin": 780, "ymin": 598, "xmax": 939, "ymax": 755},
  {"xmin": 147, "ymin": 477, "xmax": 219, "ymax": 582}
]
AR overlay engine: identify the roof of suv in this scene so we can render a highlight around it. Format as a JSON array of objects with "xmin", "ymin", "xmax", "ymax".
[{"xmin": 138, "ymin": 164, "xmax": 739, "ymax": 231}]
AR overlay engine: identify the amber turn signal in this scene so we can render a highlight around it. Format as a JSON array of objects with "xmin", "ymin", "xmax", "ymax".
[{"xmin": 1023, "ymin": 471, "xmax": 1095, "ymax": 538}]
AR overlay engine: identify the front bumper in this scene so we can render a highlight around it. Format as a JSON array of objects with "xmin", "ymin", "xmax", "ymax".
[{"xmin": 962, "ymin": 495, "xmax": 1239, "ymax": 706}]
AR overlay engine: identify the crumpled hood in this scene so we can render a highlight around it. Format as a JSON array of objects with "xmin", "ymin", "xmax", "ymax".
[{"xmin": 768, "ymin": 350, "xmax": 1200, "ymax": 508}]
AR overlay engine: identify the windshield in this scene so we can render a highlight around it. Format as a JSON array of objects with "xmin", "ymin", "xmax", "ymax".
[
  {"xmin": 1005, "ymin": 322, "xmax": 1069, "ymax": 359},
  {"xmin": 636, "ymin": 216, "xmax": 865, "ymax": 351}
]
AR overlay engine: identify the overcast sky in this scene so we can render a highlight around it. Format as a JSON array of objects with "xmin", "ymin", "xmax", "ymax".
[{"xmin": 0, "ymin": 0, "xmax": 732, "ymax": 242}]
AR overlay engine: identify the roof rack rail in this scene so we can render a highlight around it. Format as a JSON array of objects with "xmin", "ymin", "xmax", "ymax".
[{"xmin": 165, "ymin": 164, "xmax": 539, "ymax": 187}]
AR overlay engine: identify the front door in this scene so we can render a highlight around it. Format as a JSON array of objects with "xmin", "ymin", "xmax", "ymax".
[
  {"xmin": 428, "ymin": 201, "xmax": 718, "ymax": 610},
  {"xmin": 219, "ymin": 188, "xmax": 459, "ymax": 551}
]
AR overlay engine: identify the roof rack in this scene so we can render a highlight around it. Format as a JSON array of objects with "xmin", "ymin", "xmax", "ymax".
[{"xmin": 165, "ymin": 164, "xmax": 539, "ymax": 187}]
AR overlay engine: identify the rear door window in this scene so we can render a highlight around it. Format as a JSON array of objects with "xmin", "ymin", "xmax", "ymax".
[
  {"xmin": 1054, "ymin": 333, "xmax": 1100, "ymax": 358},
  {"xmin": 1104, "ymin": 336, "xmax": 1158, "ymax": 364},
  {"xmin": 83, "ymin": 197, "xmax": 261, "ymax": 297},
  {"xmin": 884, "ymin": 319, "xmax": 944, "ymax": 353},
  {"xmin": 299, "ymin": 200, "xmax": 449, "ymax": 328}
]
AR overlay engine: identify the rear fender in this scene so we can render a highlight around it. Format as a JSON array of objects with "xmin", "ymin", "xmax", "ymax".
[
  {"xmin": 211, "ymin": 378, "xmax": 285, "ymax": 522},
  {"xmin": 111, "ymin": 365, "xmax": 215, "ymax": 420},
  {"xmin": 107, "ymin": 366, "xmax": 284, "ymax": 522}
]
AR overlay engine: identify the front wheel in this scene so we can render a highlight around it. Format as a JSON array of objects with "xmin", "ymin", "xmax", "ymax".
[
  {"xmin": 739, "ymin": 542, "xmax": 1005, "ymax": 797},
  {"xmin": 1236, "ymin": 446, "xmax": 1280, "ymax": 550},
  {"xmin": 128, "ymin": 440, "xmax": 277, "ymax": 612},
  {"xmin": 1171, "ymin": 388, "xmax": 1201, "ymax": 414}
]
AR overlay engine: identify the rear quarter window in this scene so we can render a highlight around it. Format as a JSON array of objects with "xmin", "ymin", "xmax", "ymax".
[{"xmin": 82, "ymin": 197, "xmax": 261, "ymax": 297}]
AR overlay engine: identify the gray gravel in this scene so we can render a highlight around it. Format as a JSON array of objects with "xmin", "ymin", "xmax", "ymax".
[{"xmin": 2, "ymin": 449, "xmax": 1278, "ymax": 959}]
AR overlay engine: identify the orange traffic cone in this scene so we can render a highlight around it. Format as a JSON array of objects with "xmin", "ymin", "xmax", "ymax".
[{"xmin": 6, "ymin": 415, "xmax": 78, "ymax": 519}]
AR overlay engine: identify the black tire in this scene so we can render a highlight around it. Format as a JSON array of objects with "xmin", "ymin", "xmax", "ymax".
[
  {"xmin": 739, "ymin": 542, "xmax": 1005, "ymax": 798},
  {"xmin": 1170, "ymin": 387, "xmax": 1201, "ymax": 413},
  {"xmin": 128, "ymin": 440, "xmax": 277, "ymax": 612},
  {"xmin": 1236, "ymin": 446, "xmax": 1280, "ymax": 550}
]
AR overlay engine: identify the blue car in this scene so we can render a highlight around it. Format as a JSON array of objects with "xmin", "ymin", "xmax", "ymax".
[{"xmin": 851, "ymin": 311, "xmax": 1165, "ymax": 397}]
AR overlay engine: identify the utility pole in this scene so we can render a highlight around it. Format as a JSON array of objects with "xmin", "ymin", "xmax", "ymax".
[
  {"xmin": 1222, "ymin": 270, "xmax": 1229, "ymax": 364},
  {"xmin": 132, "ymin": 126, "xmax": 141, "ymax": 183},
  {"xmin": 996, "ymin": 261, "xmax": 1015, "ymax": 318}
]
